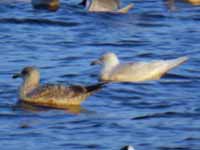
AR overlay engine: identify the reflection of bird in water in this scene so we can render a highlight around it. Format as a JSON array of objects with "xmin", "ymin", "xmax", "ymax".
[
  {"xmin": 79, "ymin": 0, "xmax": 133, "ymax": 13},
  {"xmin": 31, "ymin": 0, "xmax": 60, "ymax": 11},
  {"xmin": 13, "ymin": 66, "xmax": 104, "ymax": 109},
  {"xmin": 91, "ymin": 52, "xmax": 188, "ymax": 83},
  {"xmin": 15, "ymin": 101, "xmax": 89, "ymax": 114}
]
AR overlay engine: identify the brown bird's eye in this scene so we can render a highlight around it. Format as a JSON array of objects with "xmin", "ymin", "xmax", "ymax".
[{"xmin": 22, "ymin": 69, "xmax": 29, "ymax": 75}]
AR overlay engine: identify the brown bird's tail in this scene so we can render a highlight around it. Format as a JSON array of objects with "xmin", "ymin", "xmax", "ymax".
[{"xmin": 85, "ymin": 82, "xmax": 106, "ymax": 93}]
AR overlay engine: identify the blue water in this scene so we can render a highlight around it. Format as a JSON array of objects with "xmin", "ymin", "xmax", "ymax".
[{"xmin": 0, "ymin": 0, "xmax": 200, "ymax": 150}]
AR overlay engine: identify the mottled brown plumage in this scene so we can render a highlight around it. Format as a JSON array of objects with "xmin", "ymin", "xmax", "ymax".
[
  {"xmin": 13, "ymin": 66, "xmax": 104, "ymax": 109},
  {"xmin": 31, "ymin": 0, "xmax": 60, "ymax": 11}
]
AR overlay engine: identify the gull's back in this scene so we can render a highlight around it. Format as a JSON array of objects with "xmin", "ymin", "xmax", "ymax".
[{"xmin": 107, "ymin": 57, "xmax": 188, "ymax": 82}]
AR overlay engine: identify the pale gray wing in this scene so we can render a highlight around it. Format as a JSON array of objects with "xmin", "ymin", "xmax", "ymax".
[
  {"xmin": 110, "ymin": 57, "xmax": 188, "ymax": 81},
  {"xmin": 110, "ymin": 62, "xmax": 154, "ymax": 77},
  {"xmin": 109, "ymin": 61, "xmax": 164, "ymax": 82}
]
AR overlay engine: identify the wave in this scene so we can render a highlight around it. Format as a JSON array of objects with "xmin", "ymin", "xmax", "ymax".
[{"xmin": 0, "ymin": 18, "xmax": 80, "ymax": 27}]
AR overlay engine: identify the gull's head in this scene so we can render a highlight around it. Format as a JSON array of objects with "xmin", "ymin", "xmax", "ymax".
[
  {"xmin": 91, "ymin": 52, "xmax": 119, "ymax": 66},
  {"xmin": 120, "ymin": 145, "xmax": 135, "ymax": 150},
  {"xmin": 12, "ymin": 66, "xmax": 40, "ymax": 83}
]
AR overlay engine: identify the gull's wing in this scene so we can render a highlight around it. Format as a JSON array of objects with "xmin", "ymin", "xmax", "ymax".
[
  {"xmin": 88, "ymin": 0, "xmax": 120, "ymax": 12},
  {"xmin": 109, "ymin": 56, "xmax": 188, "ymax": 82}
]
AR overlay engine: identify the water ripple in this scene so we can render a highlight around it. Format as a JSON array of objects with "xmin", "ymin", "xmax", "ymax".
[
  {"xmin": 132, "ymin": 111, "xmax": 200, "ymax": 120},
  {"xmin": 0, "ymin": 0, "xmax": 199, "ymax": 150},
  {"xmin": 0, "ymin": 18, "xmax": 80, "ymax": 27}
]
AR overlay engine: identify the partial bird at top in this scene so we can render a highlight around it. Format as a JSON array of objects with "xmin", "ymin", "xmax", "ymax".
[
  {"xmin": 91, "ymin": 52, "xmax": 188, "ymax": 83},
  {"xmin": 31, "ymin": 0, "xmax": 60, "ymax": 11},
  {"xmin": 166, "ymin": 0, "xmax": 200, "ymax": 10},
  {"xmin": 80, "ymin": 0, "xmax": 134, "ymax": 13},
  {"xmin": 186, "ymin": 0, "xmax": 200, "ymax": 5},
  {"xmin": 13, "ymin": 66, "xmax": 104, "ymax": 109}
]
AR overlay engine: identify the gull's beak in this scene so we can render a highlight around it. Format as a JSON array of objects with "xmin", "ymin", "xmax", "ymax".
[
  {"xmin": 90, "ymin": 60, "xmax": 102, "ymax": 65},
  {"xmin": 12, "ymin": 73, "xmax": 22, "ymax": 79}
]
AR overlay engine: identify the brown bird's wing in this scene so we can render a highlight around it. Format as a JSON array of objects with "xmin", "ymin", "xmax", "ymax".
[
  {"xmin": 85, "ymin": 82, "xmax": 105, "ymax": 93},
  {"xmin": 23, "ymin": 83, "xmax": 105, "ymax": 108},
  {"xmin": 27, "ymin": 84, "xmax": 87, "ymax": 100}
]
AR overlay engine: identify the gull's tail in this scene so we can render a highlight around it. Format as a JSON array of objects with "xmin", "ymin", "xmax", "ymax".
[
  {"xmin": 165, "ymin": 56, "xmax": 188, "ymax": 71},
  {"xmin": 117, "ymin": 3, "xmax": 134, "ymax": 14},
  {"xmin": 150, "ymin": 56, "xmax": 189, "ymax": 80}
]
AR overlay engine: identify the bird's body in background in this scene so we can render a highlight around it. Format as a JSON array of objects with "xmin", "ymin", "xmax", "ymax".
[
  {"xmin": 31, "ymin": 0, "xmax": 60, "ymax": 11},
  {"xmin": 80, "ymin": 0, "xmax": 133, "ymax": 13}
]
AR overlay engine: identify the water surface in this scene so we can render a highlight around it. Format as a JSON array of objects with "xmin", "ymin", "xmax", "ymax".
[{"xmin": 0, "ymin": 0, "xmax": 199, "ymax": 150}]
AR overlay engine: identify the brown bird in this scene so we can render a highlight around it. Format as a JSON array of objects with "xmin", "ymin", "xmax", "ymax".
[
  {"xmin": 13, "ymin": 66, "xmax": 104, "ymax": 109},
  {"xmin": 31, "ymin": 0, "xmax": 60, "ymax": 11}
]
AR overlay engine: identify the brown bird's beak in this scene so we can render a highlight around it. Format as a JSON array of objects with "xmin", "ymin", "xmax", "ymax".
[
  {"xmin": 12, "ymin": 73, "xmax": 22, "ymax": 79},
  {"xmin": 90, "ymin": 60, "xmax": 102, "ymax": 65}
]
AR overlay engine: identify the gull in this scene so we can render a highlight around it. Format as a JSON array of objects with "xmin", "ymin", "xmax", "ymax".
[
  {"xmin": 91, "ymin": 52, "xmax": 188, "ymax": 83},
  {"xmin": 13, "ymin": 66, "xmax": 104, "ymax": 109},
  {"xmin": 80, "ymin": 0, "xmax": 133, "ymax": 13},
  {"xmin": 121, "ymin": 145, "xmax": 135, "ymax": 150},
  {"xmin": 31, "ymin": 0, "xmax": 60, "ymax": 11}
]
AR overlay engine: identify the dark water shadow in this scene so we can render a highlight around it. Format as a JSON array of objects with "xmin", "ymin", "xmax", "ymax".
[
  {"xmin": 13, "ymin": 101, "xmax": 89, "ymax": 115},
  {"xmin": 0, "ymin": 18, "xmax": 80, "ymax": 27},
  {"xmin": 158, "ymin": 146, "xmax": 191, "ymax": 150},
  {"xmin": 132, "ymin": 111, "xmax": 200, "ymax": 120}
]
